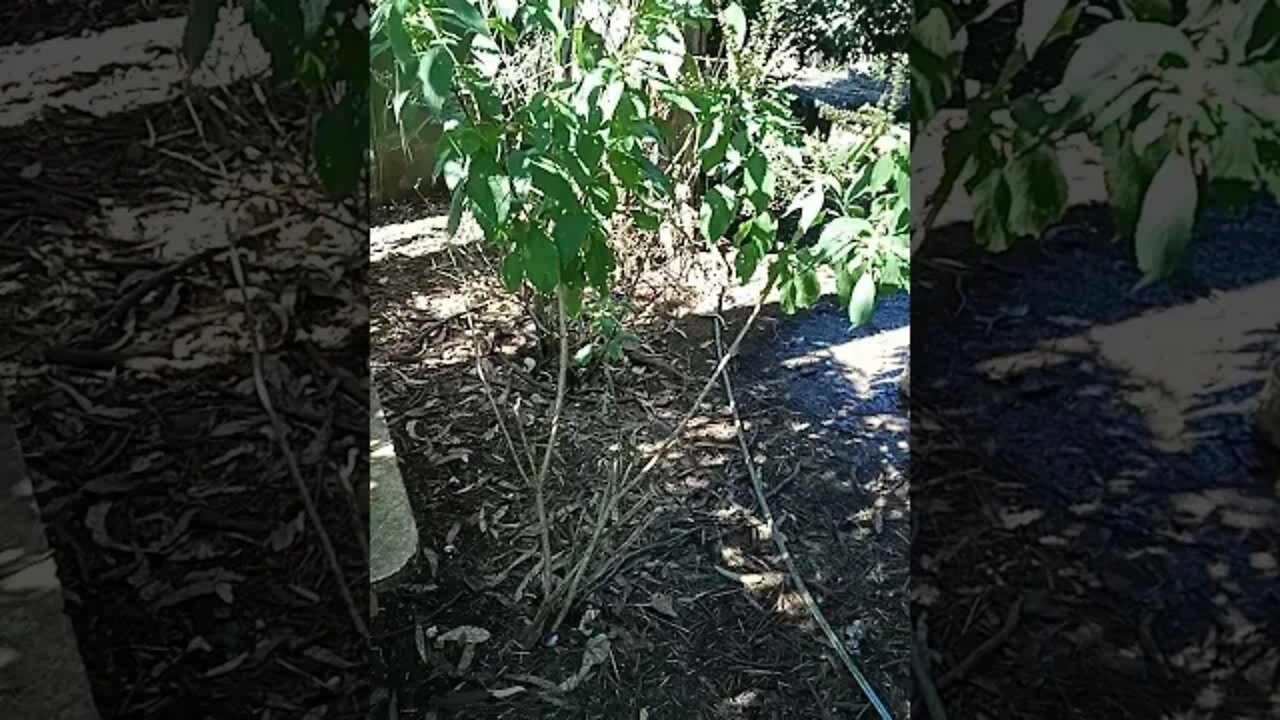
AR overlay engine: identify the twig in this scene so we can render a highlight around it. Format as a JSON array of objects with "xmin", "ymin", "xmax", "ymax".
[
  {"xmin": 469, "ymin": 322, "xmax": 537, "ymax": 490},
  {"xmin": 547, "ymin": 454, "xmax": 620, "ymax": 636},
  {"xmin": 712, "ymin": 311, "xmax": 893, "ymax": 720},
  {"xmin": 96, "ymin": 246, "xmax": 222, "ymax": 337},
  {"xmin": 912, "ymin": 613, "xmax": 948, "ymax": 720},
  {"xmin": 935, "ymin": 595, "xmax": 1023, "ymax": 689},
  {"xmin": 530, "ymin": 286, "xmax": 570, "ymax": 598},
  {"xmin": 523, "ymin": 274, "xmax": 779, "ymax": 645},
  {"xmin": 619, "ymin": 272, "xmax": 777, "ymax": 495},
  {"xmin": 223, "ymin": 228, "xmax": 367, "ymax": 639}
]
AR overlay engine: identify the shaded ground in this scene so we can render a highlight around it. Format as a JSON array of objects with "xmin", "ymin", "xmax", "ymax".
[
  {"xmin": 784, "ymin": 67, "xmax": 907, "ymax": 119},
  {"xmin": 369, "ymin": 210, "xmax": 910, "ymax": 718},
  {"xmin": 912, "ymin": 198, "xmax": 1280, "ymax": 718},
  {"xmin": 2, "ymin": 13, "xmax": 367, "ymax": 719}
]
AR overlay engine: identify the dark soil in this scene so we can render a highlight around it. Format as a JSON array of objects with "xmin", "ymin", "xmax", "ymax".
[
  {"xmin": 912, "ymin": 198, "xmax": 1280, "ymax": 718},
  {"xmin": 369, "ymin": 214, "xmax": 911, "ymax": 719}
]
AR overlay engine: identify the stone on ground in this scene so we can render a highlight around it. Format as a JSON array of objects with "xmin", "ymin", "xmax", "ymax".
[
  {"xmin": 0, "ymin": 393, "xmax": 101, "ymax": 719},
  {"xmin": 370, "ymin": 387, "xmax": 418, "ymax": 586}
]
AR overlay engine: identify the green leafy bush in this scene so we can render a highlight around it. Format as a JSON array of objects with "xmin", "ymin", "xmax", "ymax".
[{"xmin": 912, "ymin": 0, "xmax": 1280, "ymax": 283}]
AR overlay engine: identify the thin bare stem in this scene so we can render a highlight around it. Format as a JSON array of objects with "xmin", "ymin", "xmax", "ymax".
[
  {"xmin": 531, "ymin": 287, "xmax": 569, "ymax": 597},
  {"xmin": 712, "ymin": 312, "xmax": 891, "ymax": 720},
  {"xmin": 225, "ymin": 231, "xmax": 366, "ymax": 639}
]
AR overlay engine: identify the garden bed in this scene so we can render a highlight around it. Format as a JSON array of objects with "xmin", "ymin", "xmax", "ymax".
[{"xmin": 369, "ymin": 204, "xmax": 911, "ymax": 718}]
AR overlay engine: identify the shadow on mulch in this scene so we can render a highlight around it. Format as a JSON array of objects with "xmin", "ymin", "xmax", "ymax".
[
  {"xmin": 0, "ymin": 0, "xmax": 189, "ymax": 47},
  {"xmin": 3, "ymin": 77, "xmax": 368, "ymax": 718},
  {"xmin": 912, "ymin": 200, "xmax": 1280, "ymax": 718},
  {"xmin": 369, "ymin": 220, "xmax": 910, "ymax": 718}
]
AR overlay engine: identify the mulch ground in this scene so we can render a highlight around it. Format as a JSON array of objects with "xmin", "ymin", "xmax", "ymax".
[
  {"xmin": 911, "ymin": 201, "xmax": 1280, "ymax": 718},
  {"xmin": 0, "ymin": 1, "xmax": 189, "ymax": 48},
  {"xmin": 1, "ymin": 69, "xmax": 369, "ymax": 718},
  {"xmin": 369, "ymin": 206, "xmax": 910, "ymax": 719}
]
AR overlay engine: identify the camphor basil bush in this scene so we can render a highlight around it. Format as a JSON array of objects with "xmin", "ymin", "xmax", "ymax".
[{"xmin": 371, "ymin": 0, "xmax": 909, "ymax": 327}]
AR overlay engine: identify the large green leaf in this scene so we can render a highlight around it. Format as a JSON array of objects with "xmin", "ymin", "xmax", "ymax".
[
  {"xmin": 786, "ymin": 182, "xmax": 826, "ymax": 241},
  {"xmin": 1005, "ymin": 143, "xmax": 1068, "ymax": 238},
  {"xmin": 973, "ymin": 171, "xmax": 1013, "ymax": 252},
  {"xmin": 722, "ymin": 2, "xmax": 747, "ymax": 51},
  {"xmin": 553, "ymin": 214, "xmax": 592, "ymax": 266},
  {"xmin": 795, "ymin": 267, "xmax": 821, "ymax": 309},
  {"xmin": 584, "ymin": 236, "xmax": 615, "ymax": 291},
  {"xmin": 848, "ymin": 269, "xmax": 877, "ymax": 327},
  {"xmin": 501, "ymin": 248, "xmax": 524, "ymax": 290},
  {"xmin": 1061, "ymin": 22, "xmax": 1194, "ymax": 100},
  {"xmin": 418, "ymin": 46, "xmax": 455, "ymax": 116},
  {"xmin": 1101, "ymin": 125, "xmax": 1146, "ymax": 237},
  {"xmin": 742, "ymin": 150, "xmax": 772, "ymax": 212},
  {"xmin": 913, "ymin": 7, "xmax": 955, "ymax": 59},
  {"xmin": 1091, "ymin": 79, "xmax": 1160, "ymax": 132},
  {"xmin": 443, "ymin": 0, "xmax": 488, "ymax": 35},
  {"xmin": 1210, "ymin": 104, "xmax": 1259, "ymax": 182},
  {"xmin": 700, "ymin": 185, "xmax": 738, "ymax": 244},
  {"xmin": 522, "ymin": 228, "xmax": 561, "ymax": 293},
  {"xmin": 531, "ymin": 159, "xmax": 579, "ymax": 207},
  {"xmin": 1135, "ymin": 149, "xmax": 1197, "ymax": 280},
  {"xmin": 814, "ymin": 217, "xmax": 871, "ymax": 262}
]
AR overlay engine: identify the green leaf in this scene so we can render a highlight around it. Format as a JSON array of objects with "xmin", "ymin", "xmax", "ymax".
[
  {"xmin": 865, "ymin": 152, "xmax": 897, "ymax": 195},
  {"xmin": 386, "ymin": 8, "xmax": 416, "ymax": 68},
  {"xmin": 443, "ymin": 0, "xmax": 488, "ymax": 35},
  {"xmin": 584, "ymin": 236, "xmax": 615, "ymax": 291},
  {"xmin": 743, "ymin": 150, "xmax": 772, "ymax": 211},
  {"xmin": 563, "ymin": 281, "xmax": 584, "ymax": 319},
  {"xmin": 1005, "ymin": 143, "xmax": 1068, "ymax": 238},
  {"xmin": 314, "ymin": 100, "xmax": 361, "ymax": 198},
  {"xmin": 1210, "ymin": 104, "xmax": 1258, "ymax": 183},
  {"xmin": 815, "ymin": 217, "xmax": 871, "ymax": 261},
  {"xmin": 735, "ymin": 239, "xmax": 763, "ymax": 283},
  {"xmin": 835, "ymin": 264, "xmax": 855, "ymax": 306},
  {"xmin": 447, "ymin": 187, "xmax": 466, "ymax": 237},
  {"xmin": 418, "ymin": 46, "xmax": 455, "ymax": 116},
  {"xmin": 1135, "ymin": 149, "xmax": 1197, "ymax": 280},
  {"xmin": 553, "ymin": 214, "xmax": 591, "ymax": 266},
  {"xmin": 700, "ymin": 185, "xmax": 738, "ymax": 244},
  {"xmin": 786, "ymin": 182, "xmax": 826, "ymax": 240},
  {"xmin": 1061, "ymin": 22, "xmax": 1194, "ymax": 100},
  {"xmin": 795, "ymin": 267, "xmax": 821, "ymax": 309},
  {"xmin": 184, "ymin": 0, "xmax": 223, "ymax": 70},
  {"xmin": 722, "ymin": 2, "xmax": 747, "ymax": 51},
  {"xmin": 522, "ymin": 228, "xmax": 561, "ymax": 293},
  {"xmin": 1020, "ymin": 0, "xmax": 1068, "ymax": 59},
  {"xmin": 531, "ymin": 160, "xmax": 578, "ymax": 207},
  {"xmin": 848, "ymin": 269, "xmax": 876, "ymax": 327},
  {"xmin": 1101, "ymin": 125, "xmax": 1146, "ymax": 237},
  {"xmin": 600, "ymin": 80, "xmax": 626, "ymax": 121},
  {"xmin": 501, "ymin": 248, "xmax": 524, "ymax": 290},
  {"xmin": 1091, "ymin": 79, "xmax": 1159, "ymax": 133},
  {"xmin": 973, "ymin": 171, "xmax": 1014, "ymax": 252},
  {"xmin": 913, "ymin": 7, "xmax": 955, "ymax": 59}
]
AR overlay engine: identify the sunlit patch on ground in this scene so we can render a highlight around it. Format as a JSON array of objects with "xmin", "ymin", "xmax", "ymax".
[{"xmin": 976, "ymin": 277, "xmax": 1280, "ymax": 453}]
